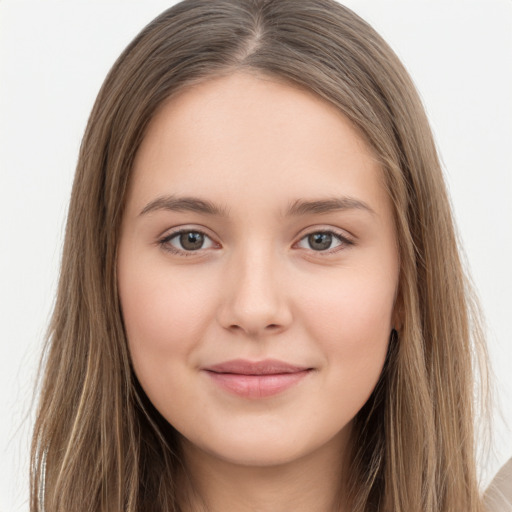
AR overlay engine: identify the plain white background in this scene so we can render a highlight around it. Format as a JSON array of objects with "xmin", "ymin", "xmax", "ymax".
[{"xmin": 1, "ymin": 1, "xmax": 511, "ymax": 510}]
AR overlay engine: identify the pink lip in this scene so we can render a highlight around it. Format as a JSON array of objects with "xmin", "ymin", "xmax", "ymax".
[{"xmin": 202, "ymin": 359, "xmax": 312, "ymax": 399}]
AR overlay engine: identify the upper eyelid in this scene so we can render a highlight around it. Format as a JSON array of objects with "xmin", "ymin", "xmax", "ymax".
[
  {"xmin": 158, "ymin": 228, "xmax": 217, "ymax": 256},
  {"xmin": 160, "ymin": 225, "xmax": 352, "ymax": 241},
  {"xmin": 159, "ymin": 223, "xmax": 214, "ymax": 238},
  {"xmin": 159, "ymin": 226, "xmax": 353, "ymax": 252},
  {"xmin": 293, "ymin": 230, "xmax": 353, "ymax": 252},
  {"xmin": 160, "ymin": 228, "xmax": 217, "ymax": 247},
  {"xmin": 294, "ymin": 226, "xmax": 355, "ymax": 245}
]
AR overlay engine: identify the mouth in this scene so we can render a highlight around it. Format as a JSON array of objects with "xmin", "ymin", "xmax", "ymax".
[{"xmin": 202, "ymin": 359, "xmax": 313, "ymax": 399}]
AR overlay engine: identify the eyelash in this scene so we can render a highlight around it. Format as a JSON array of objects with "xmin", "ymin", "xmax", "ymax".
[
  {"xmin": 158, "ymin": 228, "xmax": 354, "ymax": 257},
  {"xmin": 158, "ymin": 229, "xmax": 218, "ymax": 257}
]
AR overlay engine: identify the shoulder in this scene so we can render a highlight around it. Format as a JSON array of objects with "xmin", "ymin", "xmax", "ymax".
[{"xmin": 485, "ymin": 458, "xmax": 512, "ymax": 512}]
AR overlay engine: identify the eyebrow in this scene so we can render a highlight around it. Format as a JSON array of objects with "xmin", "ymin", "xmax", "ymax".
[
  {"xmin": 140, "ymin": 195, "xmax": 230, "ymax": 217},
  {"xmin": 139, "ymin": 194, "xmax": 375, "ymax": 218},
  {"xmin": 285, "ymin": 197, "xmax": 375, "ymax": 217}
]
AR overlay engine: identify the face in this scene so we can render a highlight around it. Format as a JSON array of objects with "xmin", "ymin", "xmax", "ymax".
[{"xmin": 118, "ymin": 72, "xmax": 399, "ymax": 468}]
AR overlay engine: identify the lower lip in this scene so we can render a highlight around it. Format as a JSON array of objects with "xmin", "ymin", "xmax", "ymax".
[{"xmin": 204, "ymin": 370, "xmax": 311, "ymax": 398}]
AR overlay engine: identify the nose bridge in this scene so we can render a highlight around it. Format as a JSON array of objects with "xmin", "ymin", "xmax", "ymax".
[{"xmin": 218, "ymin": 240, "xmax": 291, "ymax": 336}]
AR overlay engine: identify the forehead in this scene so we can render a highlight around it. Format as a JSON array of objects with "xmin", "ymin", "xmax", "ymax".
[
  {"xmin": 141, "ymin": 71, "xmax": 376, "ymax": 162},
  {"xmin": 129, "ymin": 71, "xmax": 389, "ymax": 220}
]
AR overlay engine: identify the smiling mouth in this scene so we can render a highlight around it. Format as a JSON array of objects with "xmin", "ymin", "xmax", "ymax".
[{"xmin": 202, "ymin": 359, "xmax": 313, "ymax": 399}]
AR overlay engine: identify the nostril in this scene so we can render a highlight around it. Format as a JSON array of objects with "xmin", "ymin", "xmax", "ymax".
[{"xmin": 228, "ymin": 323, "xmax": 281, "ymax": 335}]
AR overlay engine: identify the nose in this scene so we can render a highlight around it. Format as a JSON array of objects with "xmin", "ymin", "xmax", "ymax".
[{"xmin": 216, "ymin": 246, "xmax": 293, "ymax": 338}]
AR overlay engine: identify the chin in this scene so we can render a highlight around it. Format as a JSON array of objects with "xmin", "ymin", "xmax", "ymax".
[
  {"xmin": 180, "ymin": 418, "xmax": 350, "ymax": 469},
  {"xmin": 199, "ymin": 439, "xmax": 310, "ymax": 467}
]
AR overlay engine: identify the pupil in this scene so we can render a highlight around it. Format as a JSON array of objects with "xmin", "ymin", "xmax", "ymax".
[
  {"xmin": 180, "ymin": 232, "xmax": 204, "ymax": 250},
  {"xmin": 309, "ymin": 233, "xmax": 332, "ymax": 251}
]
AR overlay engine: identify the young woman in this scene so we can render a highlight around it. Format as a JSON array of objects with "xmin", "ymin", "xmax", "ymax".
[{"xmin": 30, "ymin": 0, "xmax": 499, "ymax": 510}]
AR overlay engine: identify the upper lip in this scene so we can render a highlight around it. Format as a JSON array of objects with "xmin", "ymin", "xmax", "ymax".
[{"xmin": 203, "ymin": 359, "xmax": 311, "ymax": 375}]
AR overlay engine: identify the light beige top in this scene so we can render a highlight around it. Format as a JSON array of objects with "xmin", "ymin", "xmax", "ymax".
[{"xmin": 485, "ymin": 458, "xmax": 512, "ymax": 512}]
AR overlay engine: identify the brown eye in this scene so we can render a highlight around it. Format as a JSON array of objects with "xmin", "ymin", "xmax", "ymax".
[
  {"xmin": 179, "ymin": 231, "xmax": 205, "ymax": 251},
  {"xmin": 160, "ymin": 229, "xmax": 216, "ymax": 255},
  {"xmin": 308, "ymin": 232, "xmax": 333, "ymax": 251},
  {"xmin": 296, "ymin": 230, "xmax": 352, "ymax": 254}
]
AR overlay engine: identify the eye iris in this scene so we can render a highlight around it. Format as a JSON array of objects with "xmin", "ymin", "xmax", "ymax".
[
  {"xmin": 180, "ymin": 232, "xmax": 204, "ymax": 250},
  {"xmin": 308, "ymin": 232, "xmax": 332, "ymax": 251}
]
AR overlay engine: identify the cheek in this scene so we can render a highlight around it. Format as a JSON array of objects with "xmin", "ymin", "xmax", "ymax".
[
  {"xmin": 299, "ymin": 270, "xmax": 394, "ymax": 394},
  {"xmin": 120, "ymin": 263, "xmax": 211, "ymax": 344},
  {"xmin": 118, "ymin": 262, "xmax": 218, "ymax": 390},
  {"xmin": 118, "ymin": 264, "xmax": 221, "ymax": 420},
  {"xmin": 303, "ymin": 268, "xmax": 395, "ymax": 336}
]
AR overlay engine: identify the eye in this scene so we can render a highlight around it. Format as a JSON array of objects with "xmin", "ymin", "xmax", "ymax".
[
  {"xmin": 296, "ymin": 230, "xmax": 353, "ymax": 253},
  {"xmin": 159, "ymin": 229, "xmax": 217, "ymax": 255}
]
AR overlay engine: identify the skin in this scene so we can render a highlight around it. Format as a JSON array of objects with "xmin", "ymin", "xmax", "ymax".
[{"xmin": 117, "ymin": 72, "xmax": 399, "ymax": 512}]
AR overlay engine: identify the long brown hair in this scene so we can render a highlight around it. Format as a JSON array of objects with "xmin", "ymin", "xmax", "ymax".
[{"xmin": 30, "ymin": 1, "xmax": 490, "ymax": 510}]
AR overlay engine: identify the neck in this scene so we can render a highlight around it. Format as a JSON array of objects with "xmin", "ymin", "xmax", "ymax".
[{"xmin": 178, "ymin": 431, "xmax": 351, "ymax": 512}]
